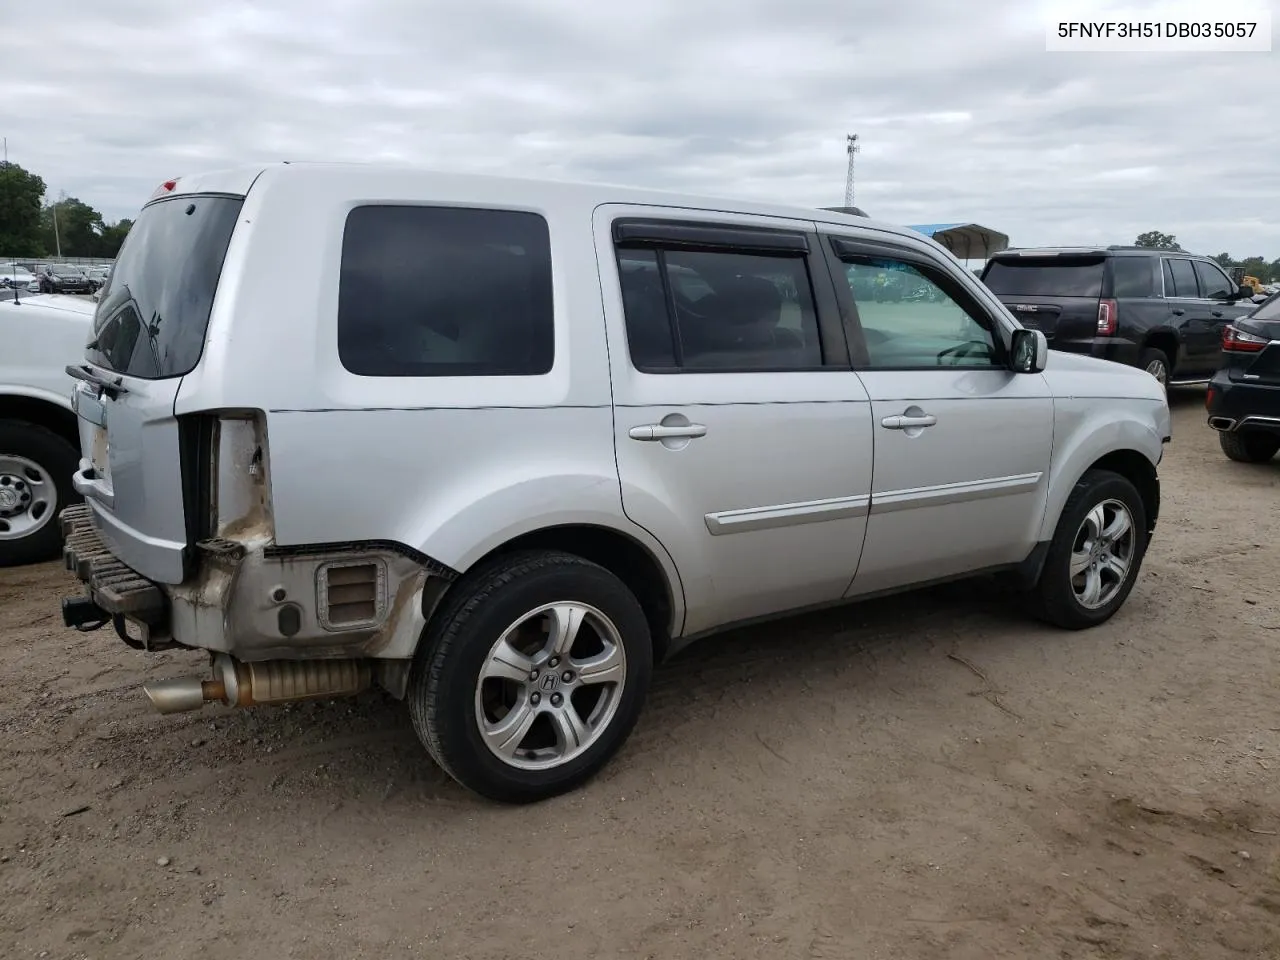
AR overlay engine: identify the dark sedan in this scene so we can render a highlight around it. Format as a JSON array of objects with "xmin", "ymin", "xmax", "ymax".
[
  {"xmin": 37, "ymin": 267, "xmax": 94, "ymax": 295},
  {"xmin": 1207, "ymin": 291, "xmax": 1280, "ymax": 463}
]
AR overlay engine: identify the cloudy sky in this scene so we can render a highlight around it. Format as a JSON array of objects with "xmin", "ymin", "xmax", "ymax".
[{"xmin": 4, "ymin": 0, "xmax": 1277, "ymax": 258}]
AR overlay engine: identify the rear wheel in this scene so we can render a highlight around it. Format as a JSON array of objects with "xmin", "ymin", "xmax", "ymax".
[
  {"xmin": 1029, "ymin": 469, "xmax": 1148, "ymax": 630},
  {"xmin": 409, "ymin": 550, "xmax": 653, "ymax": 803},
  {"xmin": 1139, "ymin": 347, "xmax": 1170, "ymax": 390},
  {"xmin": 1219, "ymin": 429, "xmax": 1280, "ymax": 464},
  {"xmin": 0, "ymin": 421, "xmax": 81, "ymax": 567}
]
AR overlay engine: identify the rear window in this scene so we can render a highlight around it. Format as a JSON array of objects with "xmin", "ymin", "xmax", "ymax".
[
  {"xmin": 982, "ymin": 257, "xmax": 1105, "ymax": 298},
  {"xmin": 337, "ymin": 205, "xmax": 554, "ymax": 377},
  {"xmin": 1252, "ymin": 292, "xmax": 1280, "ymax": 321},
  {"xmin": 87, "ymin": 195, "xmax": 243, "ymax": 379}
]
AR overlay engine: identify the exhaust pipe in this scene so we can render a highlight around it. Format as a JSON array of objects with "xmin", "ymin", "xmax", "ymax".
[
  {"xmin": 142, "ymin": 655, "xmax": 372, "ymax": 714},
  {"xmin": 1208, "ymin": 416, "xmax": 1236, "ymax": 431}
]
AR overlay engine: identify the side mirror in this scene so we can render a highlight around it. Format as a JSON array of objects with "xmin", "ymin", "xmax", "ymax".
[{"xmin": 1009, "ymin": 328, "xmax": 1048, "ymax": 374}]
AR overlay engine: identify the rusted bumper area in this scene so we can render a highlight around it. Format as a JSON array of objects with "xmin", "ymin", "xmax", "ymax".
[{"xmin": 60, "ymin": 503, "xmax": 168, "ymax": 626}]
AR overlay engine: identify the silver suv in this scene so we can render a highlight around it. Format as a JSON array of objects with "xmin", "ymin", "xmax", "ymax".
[{"xmin": 59, "ymin": 164, "xmax": 1171, "ymax": 803}]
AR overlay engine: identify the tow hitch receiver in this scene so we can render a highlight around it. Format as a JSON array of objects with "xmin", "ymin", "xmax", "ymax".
[{"xmin": 61, "ymin": 596, "xmax": 109, "ymax": 632}]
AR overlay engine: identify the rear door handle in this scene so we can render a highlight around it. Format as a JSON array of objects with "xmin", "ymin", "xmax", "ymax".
[
  {"xmin": 1211, "ymin": 310, "xmax": 1224, "ymax": 319},
  {"xmin": 1171, "ymin": 308, "xmax": 1185, "ymax": 316},
  {"xmin": 881, "ymin": 414, "xmax": 937, "ymax": 430},
  {"xmin": 629, "ymin": 423, "xmax": 708, "ymax": 441}
]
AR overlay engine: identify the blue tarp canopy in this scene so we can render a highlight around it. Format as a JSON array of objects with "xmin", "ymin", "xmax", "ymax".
[{"xmin": 906, "ymin": 223, "xmax": 1009, "ymax": 260}]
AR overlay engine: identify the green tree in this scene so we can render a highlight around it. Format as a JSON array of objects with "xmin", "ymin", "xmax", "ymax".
[
  {"xmin": 1236, "ymin": 256, "xmax": 1273, "ymax": 284},
  {"xmin": 39, "ymin": 196, "xmax": 106, "ymax": 258},
  {"xmin": 1135, "ymin": 230, "xmax": 1180, "ymax": 250},
  {"xmin": 0, "ymin": 161, "xmax": 47, "ymax": 257},
  {"xmin": 1211, "ymin": 252, "xmax": 1235, "ymax": 270},
  {"xmin": 98, "ymin": 218, "xmax": 132, "ymax": 258}
]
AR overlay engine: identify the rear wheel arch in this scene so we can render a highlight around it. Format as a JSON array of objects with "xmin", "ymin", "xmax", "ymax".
[
  {"xmin": 1142, "ymin": 331, "xmax": 1178, "ymax": 373},
  {"xmin": 424, "ymin": 524, "xmax": 681, "ymax": 663}
]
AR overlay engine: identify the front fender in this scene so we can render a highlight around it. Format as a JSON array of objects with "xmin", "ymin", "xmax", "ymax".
[{"xmin": 1038, "ymin": 397, "xmax": 1165, "ymax": 542}]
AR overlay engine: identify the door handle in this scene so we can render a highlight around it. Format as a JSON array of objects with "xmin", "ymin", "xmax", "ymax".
[
  {"xmin": 1171, "ymin": 308, "xmax": 1185, "ymax": 316},
  {"xmin": 629, "ymin": 423, "xmax": 708, "ymax": 441},
  {"xmin": 1211, "ymin": 310, "xmax": 1224, "ymax": 318},
  {"xmin": 881, "ymin": 414, "xmax": 937, "ymax": 430}
]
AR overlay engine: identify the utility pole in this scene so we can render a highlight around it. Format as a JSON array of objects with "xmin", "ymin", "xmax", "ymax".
[
  {"xmin": 51, "ymin": 189, "xmax": 62, "ymax": 259},
  {"xmin": 844, "ymin": 134, "xmax": 860, "ymax": 208}
]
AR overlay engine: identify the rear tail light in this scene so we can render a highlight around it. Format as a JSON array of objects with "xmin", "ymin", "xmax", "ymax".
[
  {"xmin": 1205, "ymin": 386, "xmax": 1214, "ymax": 410},
  {"xmin": 1222, "ymin": 325, "xmax": 1268, "ymax": 353},
  {"xmin": 1096, "ymin": 299, "xmax": 1117, "ymax": 336}
]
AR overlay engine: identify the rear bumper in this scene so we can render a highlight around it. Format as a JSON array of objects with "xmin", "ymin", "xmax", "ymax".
[
  {"xmin": 1206, "ymin": 373, "xmax": 1280, "ymax": 434},
  {"xmin": 59, "ymin": 503, "xmax": 453, "ymax": 662}
]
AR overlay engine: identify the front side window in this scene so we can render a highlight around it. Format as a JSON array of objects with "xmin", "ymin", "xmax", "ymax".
[
  {"xmin": 1193, "ymin": 260, "xmax": 1232, "ymax": 300},
  {"xmin": 615, "ymin": 245, "xmax": 822, "ymax": 372},
  {"xmin": 836, "ymin": 255, "xmax": 999, "ymax": 369},
  {"xmin": 338, "ymin": 205, "xmax": 554, "ymax": 377}
]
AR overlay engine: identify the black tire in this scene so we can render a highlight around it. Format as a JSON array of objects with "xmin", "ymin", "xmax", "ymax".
[
  {"xmin": 0, "ymin": 420, "xmax": 81, "ymax": 567},
  {"xmin": 409, "ymin": 550, "xmax": 653, "ymax": 804},
  {"xmin": 1028, "ymin": 469, "xmax": 1148, "ymax": 630},
  {"xmin": 1138, "ymin": 347, "xmax": 1170, "ymax": 390},
  {"xmin": 1219, "ymin": 429, "xmax": 1280, "ymax": 464}
]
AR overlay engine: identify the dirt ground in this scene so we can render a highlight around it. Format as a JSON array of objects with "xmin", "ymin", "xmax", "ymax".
[{"xmin": 2, "ymin": 390, "xmax": 1278, "ymax": 960}]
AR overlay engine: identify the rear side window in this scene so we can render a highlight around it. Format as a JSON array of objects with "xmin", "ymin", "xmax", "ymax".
[
  {"xmin": 1110, "ymin": 257, "xmax": 1155, "ymax": 298},
  {"xmin": 615, "ymin": 246, "xmax": 822, "ymax": 372},
  {"xmin": 1165, "ymin": 258, "xmax": 1197, "ymax": 297},
  {"xmin": 981, "ymin": 257, "xmax": 1105, "ymax": 297},
  {"xmin": 338, "ymin": 206, "xmax": 554, "ymax": 377},
  {"xmin": 88, "ymin": 195, "xmax": 243, "ymax": 379}
]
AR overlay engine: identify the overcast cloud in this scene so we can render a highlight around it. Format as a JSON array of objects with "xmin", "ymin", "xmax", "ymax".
[{"xmin": 3, "ymin": 0, "xmax": 1277, "ymax": 257}]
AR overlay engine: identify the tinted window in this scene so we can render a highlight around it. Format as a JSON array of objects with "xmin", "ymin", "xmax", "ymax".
[
  {"xmin": 981, "ymin": 257, "xmax": 1104, "ymax": 297},
  {"xmin": 838, "ymin": 255, "xmax": 998, "ymax": 369},
  {"xmin": 1111, "ymin": 257, "xmax": 1155, "ymax": 298},
  {"xmin": 1193, "ymin": 260, "xmax": 1232, "ymax": 299},
  {"xmin": 1166, "ymin": 258, "xmax": 1197, "ymax": 298},
  {"xmin": 1252, "ymin": 292, "xmax": 1280, "ymax": 321},
  {"xmin": 615, "ymin": 245, "xmax": 822, "ymax": 371},
  {"xmin": 87, "ymin": 195, "xmax": 243, "ymax": 379},
  {"xmin": 338, "ymin": 206, "xmax": 554, "ymax": 377}
]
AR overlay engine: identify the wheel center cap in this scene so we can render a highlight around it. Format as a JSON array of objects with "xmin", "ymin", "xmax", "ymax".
[
  {"xmin": 0, "ymin": 487, "xmax": 19, "ymax": 511},
  {"xmin": 538, "ymin": 672, "xmax": 561, "ymax": 693}
]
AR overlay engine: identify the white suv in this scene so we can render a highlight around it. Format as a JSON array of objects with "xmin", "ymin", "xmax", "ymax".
[{"xmin": 59, "ymin": 163, "xmax": 1171, "ymax": 803}]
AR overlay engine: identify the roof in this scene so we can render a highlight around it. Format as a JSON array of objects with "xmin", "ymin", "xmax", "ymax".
[
  {"xmin": 906, "ymin": 223, "xmax": 1010, "ymax": 260},
  {"xmin": 149, "ymin": 162, "xmax": 933, "ymax": 248}
]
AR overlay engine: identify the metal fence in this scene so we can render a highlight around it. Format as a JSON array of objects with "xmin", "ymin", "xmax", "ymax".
[{"xmin": 1, "ymin": 256, "xmax": 114, "ymax": 268}]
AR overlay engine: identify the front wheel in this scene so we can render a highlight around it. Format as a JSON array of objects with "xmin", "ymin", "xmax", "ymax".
[
  {"xmin": 1028, "ymin": 469, "xmax": 1148, "ymax": 630},
  {"xmin": 409, "ymin": 550, "xmax": 653, "ymax": 803},
  {"xmin": 1219, "ymin": 429, "xmax": 1280, "ymax": 464}
]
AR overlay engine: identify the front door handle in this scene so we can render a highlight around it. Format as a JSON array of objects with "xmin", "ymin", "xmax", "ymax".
[
  {"xmin": 881, "ymin": 414, "xmax": 937, "ymax": 430},
  {"xmin": 1211, "ymin": 310, "xmax": 1224, "ymax": 319},
  {"xmin": 1171, "ymin": 308, "xmax": 1185, "ymax": 316},
  {"xmin": 629, "ymin": 423, "xmax": 708, "ymax": 441}
]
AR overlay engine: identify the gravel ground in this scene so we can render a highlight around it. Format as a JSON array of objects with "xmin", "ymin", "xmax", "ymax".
[{"xmin": 1, "ymin": 389, "xmax": 1278, "ymax": 960}]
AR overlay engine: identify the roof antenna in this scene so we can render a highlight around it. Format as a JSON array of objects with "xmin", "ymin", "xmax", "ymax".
[{"xmin": 3, "ymin": 138, "xmax": 17, "ymax": 305}]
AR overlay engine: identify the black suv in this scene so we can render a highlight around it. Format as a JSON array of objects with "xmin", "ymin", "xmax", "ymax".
[
  {"xmin": 1207, "ymin": 291, "xmax": 1280, "ymax": 463},
  {"xmin": 980, "ymin": 247, "xmax": 1256, "ymax": 387}
]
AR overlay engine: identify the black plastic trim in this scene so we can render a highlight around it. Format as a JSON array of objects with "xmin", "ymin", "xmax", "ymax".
[{"xmin": 612, "ymin": 218, "xmax": 809, "ymax": 255}]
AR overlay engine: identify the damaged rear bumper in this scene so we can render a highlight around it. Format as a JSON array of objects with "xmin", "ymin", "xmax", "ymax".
[{"xmin": 59, "ymin": 503, "xmax": 456, "ymax": 672}]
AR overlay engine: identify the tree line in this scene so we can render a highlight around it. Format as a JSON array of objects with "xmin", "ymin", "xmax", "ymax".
[
  {"xmin": 1135, "ymin": 230, "xmax": 1279, "ymax": 284},
  {"xmin": 0, "ymin": 161, "xmax": 132, "ymax": 260}
]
